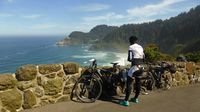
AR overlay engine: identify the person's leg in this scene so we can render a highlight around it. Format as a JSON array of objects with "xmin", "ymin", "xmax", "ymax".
[
  {"xmin": 134, "ymin": 77, "xmax": 141, "ymax": 99},
  {"xmin": 119, "ymin": 76, "xmax": 133, "ymax": 106},
  {"xmin": 120, "ymin": 66, "xmax": 137, "ymax": 106},
  {"xmin": 130, "ymin": 76, "xmax": 141, "ymax": 103},
  {"xmin": 125, "ymin": 76, "xmax": 133, "ymax": 101}
]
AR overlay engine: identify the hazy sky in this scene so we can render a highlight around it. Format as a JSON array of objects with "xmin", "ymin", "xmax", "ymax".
[{"xmin": 0, "ymin": 0, "xmax": 199, "ymax": 36}]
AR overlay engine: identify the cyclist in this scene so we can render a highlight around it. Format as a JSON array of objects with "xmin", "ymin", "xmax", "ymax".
[{"xmin": 120, "ymin": 35, "xmax": 145, "ymax": 106}]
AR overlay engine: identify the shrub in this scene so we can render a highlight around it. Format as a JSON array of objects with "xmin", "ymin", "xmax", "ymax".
[{"xmin": 185, "ymin": 51, "xmax": 200, "ymax": 62}]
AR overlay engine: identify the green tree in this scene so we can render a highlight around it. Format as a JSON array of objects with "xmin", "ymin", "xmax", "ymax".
[
  {"xmin": 144, "ymin": 44, "xmax": 160, "ymax": 62},
  {"xmin": 144, "ymin": 44, "xmax": 175, "ymax": 62}
]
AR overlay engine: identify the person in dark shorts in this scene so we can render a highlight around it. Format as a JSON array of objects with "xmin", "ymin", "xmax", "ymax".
[{"xmin": 120, "ymin": 35, "xmax": 145, "ymax": 106}]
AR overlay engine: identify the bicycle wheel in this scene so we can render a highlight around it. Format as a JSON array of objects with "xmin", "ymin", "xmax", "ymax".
[
  {"xmin": 141, "ymin": 86, "xmax": 149, "ymax": 95},
  {"xmin": 146, "ymin": 72, "xmax": 156, "ymax": 90},
  {"xmin": 74, "ymin": 74, "xmax": 102, "ymax": 103}
]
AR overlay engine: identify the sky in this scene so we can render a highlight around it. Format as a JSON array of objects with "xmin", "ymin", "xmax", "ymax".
[{"xmin": 0, "ymin": 0, "xmax": 199, "ymax": 36}]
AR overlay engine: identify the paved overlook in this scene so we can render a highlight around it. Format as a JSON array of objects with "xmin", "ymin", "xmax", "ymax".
[{"xmin": 24, "ymin": 84, "xmax": 200, "ymax": 112}]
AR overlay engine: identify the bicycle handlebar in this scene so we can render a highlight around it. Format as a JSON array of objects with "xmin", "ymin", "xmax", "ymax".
[{"xmin": 89, "ymin": 59, "xmax": 97, "ymax": 69}]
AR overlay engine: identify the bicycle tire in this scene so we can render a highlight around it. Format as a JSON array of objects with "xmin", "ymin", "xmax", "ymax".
[
  {"xmin": 146, "ymin": 72, "xmax": 156, "ymax": 90},
  {"xmin": 74, "ymin": 74, "xmax": 102, "ymax": 103},
  {"xmin": 141, "ymin": 86, "xmax": 149, "ymax": 95}
]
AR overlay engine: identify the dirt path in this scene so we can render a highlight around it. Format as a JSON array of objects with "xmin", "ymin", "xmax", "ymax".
[{"xmin": 24, "ymin": 84, "xmax": 200, "ymax": 112}]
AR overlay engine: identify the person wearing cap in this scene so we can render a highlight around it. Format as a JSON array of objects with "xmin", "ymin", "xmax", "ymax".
[{"xmin": 120, "ymin": 35, "xmax": 145, "ymax": 106}]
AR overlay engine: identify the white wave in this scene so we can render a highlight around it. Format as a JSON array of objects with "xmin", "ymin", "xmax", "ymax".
[
  {"xmin": 72, "ymin": 55, "xmax": 95, "ymax": 58},
  {"xmin": 72, "ymin": 51, "xmax": 107, "ymax": 59},
  {"xmin": 72, "ymin": 50, "xmax": 130, "ymax": 66},
  {"xmin": 113, "ymin": 53, "xmax": 130, "ymax": 66}
]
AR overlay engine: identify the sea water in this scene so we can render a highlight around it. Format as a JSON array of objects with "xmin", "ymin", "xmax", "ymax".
[{"xmin": 0, "ymin": 36, "xmax": 128, "ymax": 73}]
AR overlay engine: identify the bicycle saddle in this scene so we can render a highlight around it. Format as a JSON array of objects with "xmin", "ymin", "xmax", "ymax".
[
  {"xmin": 89, "ymin": 59, "xmax": 96, "ymax": 62},
  {"xmin": 110, "ymin": 62, "xmax": 118, "ymax": 65}
]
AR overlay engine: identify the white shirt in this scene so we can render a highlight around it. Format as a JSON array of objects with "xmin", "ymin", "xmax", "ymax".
[{"xmin": 128, "ymin": 43, "xmax": 144, "ymax": 59}]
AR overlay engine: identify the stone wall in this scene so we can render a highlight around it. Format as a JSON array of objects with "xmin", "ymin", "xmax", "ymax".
[
  {"xmin": 0, "ymin": 62, "xmax": 80, "ymax": 112},
  {"xmin": 0, "ymin": 62, "xmax": 200, "ymax": 112},
  {"xmin": 164, "ymin": 62, "xmax": 200, "ymax": 87}
]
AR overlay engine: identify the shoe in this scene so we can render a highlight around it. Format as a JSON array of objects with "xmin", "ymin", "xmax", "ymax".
[
  {"xmin": 130, "ymin": 98, "xmax": 139, "ymax": 103},
  {"xmin": 119, "ymin": 100, "xmax": 129, "ymax": 106}
]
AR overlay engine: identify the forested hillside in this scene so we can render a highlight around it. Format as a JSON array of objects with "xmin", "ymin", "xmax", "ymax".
[
  {"xmin": 90, "ymin": 5, "xmax": 200, "ymax": 55},
  {"xmin": 57, "ymin": 25, "xmax": 118, "ymax": 45},
  {"xmin": 58, "ymin": 5, "xmax": 200, "ymax": 55}
]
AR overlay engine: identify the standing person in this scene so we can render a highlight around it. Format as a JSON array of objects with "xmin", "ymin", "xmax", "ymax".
[{"xmin": 120, "ymin": 35, "xmax": 145, "ymax": 106}]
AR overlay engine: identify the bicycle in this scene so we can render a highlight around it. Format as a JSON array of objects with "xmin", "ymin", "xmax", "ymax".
[
  {"xmin": 120, "ymin": 62, "xmax": 175, "ymax": 94},
  {"xmin": 73, "ymin": 59, "xmax": 123, "ymax": 103},
  {"xmin": 145, "ymin": 62, "xmax": 176, "ymax": 90}
]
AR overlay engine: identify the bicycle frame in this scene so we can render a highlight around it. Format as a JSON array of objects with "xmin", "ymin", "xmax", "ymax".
[
  {"xmin": 147, "ymin": 62, "xmax": 176, "ymax": 89},
  {"xmin": 87, "ymin": 59, "xmax": 122, "ymax": 86},
  {"xmin": 73, "ymin": 59, "xmax": 124, "ymax": 102}
]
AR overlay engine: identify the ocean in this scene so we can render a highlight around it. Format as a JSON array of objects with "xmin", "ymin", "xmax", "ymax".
[{"xmin": 0, "ymin": 36, "xmax": 128, "ymax": 74}]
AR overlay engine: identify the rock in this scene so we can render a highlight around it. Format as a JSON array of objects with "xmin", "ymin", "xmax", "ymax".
[
  {"xmin": 63, "ymin": 62, "xmax": 79, "ymax": 75},
  {"xmin": 164, "ymin": 72, "xmax": 172, "ymax": 80},
  {"xmin": 40, "ymin": 96, "xmax": 56, "ymax": 104},
  {"xmin": 174, "ymin": 72, "xmax": 182, "ymax": 81},
  {"xmin": 186, "ymin": 62, "xmax": 195, "ymax": 75},
  {"xmin": 34, "ymin": 87, "xmax": 44, "ymax": 97},
  {"xmin": 40, "ymin": 96, "xmax": 49, "ymax": 100},
  {"xmin": 63, "ymin": 85, "xmax": 73, "ymax": 95},
  {"xmin": 177, "ymin": 68, "xmax": 185, "ymax": 72},
  {"xmin": 195, "ymin": 70, "xmax": 200, "ymax": 77},
  {"xmin": 196, "ymin": 64, "xmax": 200, "ymax": 70},
  {"xmin": 0, "ymin": 89, "xmax": 22, "ymax": 112},
  {"xmin": 181, "ymin": 75, "xmax": 190, "ymax": 85},
  {"xmin": 39, "ymin": 64, "xmax": 61, "ymax": 75},
  {"xmin": 163, "ymin": 72, "xmax": 173, "ymax": 86},
  {"xmin": 176, "ymin": 62, "xmax": 186, "ymax": 68},
  {"xmin": 16, "ymin": 65, "xmax": 37, "ymax": 81},
  {"xmin": 39, "ymin": 100, "xmax": 49, "ymax": 106},
  {"xmin": 171, "ymin": 78, "xmax": 178, "ymax": 86},
  {"xmin": 49, "ymin": 99, "xmax": 56, "ymax": 104},
  {"xmin": 45, "ymin": 73, "xmax": 56, "ymax": 78},
  {"xmin": 65, "ymin": 76, "xmax": 78, "ymax": 85},
  {"xmin": 43, "ymin": 78, "xmax": 63, "ymax": 95},
  {"xmin": 37, "ymin": 76, "xmax": 42, "ymax": 86},
  {"xmin": 198, "ymin": 77, "xmax": 200, "ymax": 82},
  {"xmin": 57, "ymin": 71, "xmax": 65, "ymax": 77},
  {"xmin": 23, "ymin": 90, "xmax": 37, "ymax": 109},
  {"xmin": 57, "ymin": 95, "xmax": 70, "ymax": 102},
  {"xmin": 52, "ymin": 94, "xmax": 62, "ymax": 99},
  {"xmin": 1, "ymin": 108, "xmax": 8, "ymax": 112},
  {"xmin": 17, "ymin": 81, "xmax": 37, "ymax": 91},
  {"xmin": 0, "ymin": 74, "xmax": 17, "ymax": 91}
]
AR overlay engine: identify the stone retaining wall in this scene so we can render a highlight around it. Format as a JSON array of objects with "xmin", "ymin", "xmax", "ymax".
[
  {"xmin": 0, "ymin": 62, "xmax": 200, "ymax": 112},
  {"xmin": 165, "ymin": 62, "xmax": 200, "ymax": 86},
  {"xmin": 0, "ymin": 62, "xmax": 80, "ymax": 112}
]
